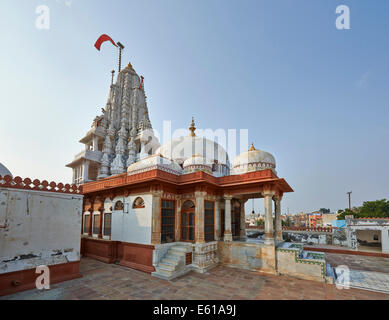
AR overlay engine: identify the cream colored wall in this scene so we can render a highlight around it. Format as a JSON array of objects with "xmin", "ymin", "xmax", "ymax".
[
  {"xmin": 0, "ymin": 188, "xmax": 83, "ymax": 274},
  {"xmin": 356, "ymin": 229, "xmax": 381, "ymax": 243},
  {"xmin": 110, "ymin": 194, "xmax": 153, "ymax": 245},
  {"xmin": 322, "ymin": 214, "xmax": 338, "ymax": 226}
]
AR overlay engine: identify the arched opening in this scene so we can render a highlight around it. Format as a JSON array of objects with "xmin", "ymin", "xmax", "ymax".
[
  {"xmin": 132, "ymin": 197, "xmax": 145, "ymax": 209},
  {"xmin": 114, "ymin": 200, "xmax": 124, "ymax": 211},
  {"xmin": 181, "ymin": 200, "xmax": 195, "ymax": 242}
]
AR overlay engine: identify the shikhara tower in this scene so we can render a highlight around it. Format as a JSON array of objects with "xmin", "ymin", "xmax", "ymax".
[{"xmin": 66, "ymin": 63, "xmax": 159, "ymax": 184}]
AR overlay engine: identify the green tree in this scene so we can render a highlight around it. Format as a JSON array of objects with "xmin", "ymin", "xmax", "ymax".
[
  {"xmin": 282, "ymin": 216, "xmax": 291, "ymax": 227},
  {"xmin": 337, "ymin": 199, "xmax": 389, "ymax": 219},
  {"xmin": 337, "ymin": 208, "xmax": 358, "ymax": 220},
  {"xmin": 319, "ymin": 208, "xmax": 330, "ymax": 214},
  {"xmin": 256, "ymin": 219, "xmax": 264, "ymax": 226},
  {"xmin": 359, "ymin": 199, "xmax": 389, "ymax": 218}
]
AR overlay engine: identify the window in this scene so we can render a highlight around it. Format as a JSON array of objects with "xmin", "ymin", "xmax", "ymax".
[
  {"xmin": 93, "ymin": 214, "xmax": 100, "ymax": 234},
  {"xmin": 104, "ymin": 213, "xmax": 112, "ymax": 236},
  {"xmin": 204, "ymin": 201, "xmax": 214, "ymax": 242},
  {"xmin": 114, "ymin": 200, "xmax": 124, "ymax": 211},
  {"xmin": 133, "ymin": 197, "xmax": 145, "ymax": 209},
  {"xmin": 83, "ymin": 214, "xmax": 90, "ymax": 234},
  {"xmin": 161, "ymin": 200, "xmax": 175, "ymax": 243}
]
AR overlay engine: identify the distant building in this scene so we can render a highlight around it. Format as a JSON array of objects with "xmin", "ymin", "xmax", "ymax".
[
  {"xmin": 308, "ymin": 212, "xmax": 323, "ymax": 228},
  {"xmin": 322, "ymin": 213, "xmax": 338, "ymax": 227},
  {"xmin": 291, "ymin": 212, "xmax": 308, "ymax": 227}
]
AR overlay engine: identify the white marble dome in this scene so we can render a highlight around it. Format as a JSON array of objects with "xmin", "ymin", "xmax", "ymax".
[
  {"xmin": 155, "ymin": 119, "xmax": 229, "ymax": 166},
  {"xmin": 183, "ymin": 154, "xmax": 212, "ymax": 174},
  {"xmin": 183, "ymin": 154, "xmax": 211, "ymax": 167},
  {"xmin": 0, "ymin": 162, "xmax": 12, "ymax": 177},
  {"xmin": 127, "ymin": 154, "xmax": 183, "ymax": 175},
  {"xmin": 231, "ymin": 143, "xmax": 276, "ymax": 175}
]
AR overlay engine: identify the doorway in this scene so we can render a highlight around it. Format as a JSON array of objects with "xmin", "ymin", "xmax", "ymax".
[{"xmin": 181, "ymin": 200, "xmax": 195, "ymax": 241}]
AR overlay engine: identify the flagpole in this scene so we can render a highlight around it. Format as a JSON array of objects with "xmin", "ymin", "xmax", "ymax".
[
  {"xmin": 117, "ymin": 42, "xmax": 124, "ymax": 73},
  {"xmin": 111, "ymin": 70, "xmax": 115, "ymax": 86}
]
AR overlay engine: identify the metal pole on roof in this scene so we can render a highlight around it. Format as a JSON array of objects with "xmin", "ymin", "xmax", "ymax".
[{"xmin": 347, "ymin": 191, "xmax": 352, "ymax": 210}]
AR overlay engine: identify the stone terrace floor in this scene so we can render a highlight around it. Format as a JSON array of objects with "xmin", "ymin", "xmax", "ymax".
[{"xmin": 2, "ymin": 257, "xmax": 389, "ymax": 300}]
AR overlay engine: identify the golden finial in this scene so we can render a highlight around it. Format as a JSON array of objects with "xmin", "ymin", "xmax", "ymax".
[
  {"xmin": 189, "ymin": 117, "xmax": 196, "ymax": 137},
  {"xmin": 249, "ymin": 142, "xmax": 256, "ymax": 151}
]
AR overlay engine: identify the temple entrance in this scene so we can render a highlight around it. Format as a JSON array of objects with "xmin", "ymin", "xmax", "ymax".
[{"xmin": 181, "ymin": 200, "xmax": 195, "ymax": 242}]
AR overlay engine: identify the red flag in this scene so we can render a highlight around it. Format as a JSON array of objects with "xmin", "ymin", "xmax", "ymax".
[{"xmin": 94, "ymin": 34, "xmax": 118, "ymax": 51}]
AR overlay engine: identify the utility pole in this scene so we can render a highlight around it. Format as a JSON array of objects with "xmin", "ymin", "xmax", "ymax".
[{"xmin": 347, "ymin": 191, "xmax": 352, "ymax": 210}]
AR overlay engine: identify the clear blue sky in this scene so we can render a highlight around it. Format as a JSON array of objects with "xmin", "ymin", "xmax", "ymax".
[{"xmin": 1, "ymin": 0, "xmax": 388, "ymax": 214}]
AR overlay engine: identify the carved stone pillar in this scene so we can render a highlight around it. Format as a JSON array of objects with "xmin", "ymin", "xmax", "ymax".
[
  {"xmin": 98, "ymin": 206, "xmax": 104, "ymax": 239},
  {"xmin": 87, "ymin": 198, "xmax": 94, "ymax": 237},
  {"xmin": 239, "ymin": 199, "xmax": 247, "ymax": 239},
  {"xmin": 151, "ymin": 190, "xmax": 163, "ymax": 244},
  {"xmin": 223, "ymin": 195, "xmax": 233, "ymax": 242},
  {"xmin": 175, "ymin": 198, "xmax": 182, "ymax": 241},
  {"xmin": 214, "ymin": 199, "xmax": 221, "ymax": 240},
  {"xmin": 195, "ymin": 191, "xmax": 206, "ymax": 244},
  {"xmin": 274, "ymin": 195, "xmax": 283, "ymax": 241},
  {"xmin": 88, "ymin": 208, "xmax": 93, "ymax": 237},
  {"xmin": 83, "ymin": 160, "xmax": 90, "ymax": 183},
  {"xmin": 263, "ymin": 190, "xmax": 275, "ymax": 245}
]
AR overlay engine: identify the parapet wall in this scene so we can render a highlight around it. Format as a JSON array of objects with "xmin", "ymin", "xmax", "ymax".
[
  {"xmin": 218, "ymin": 241, "xmax": 277, "ymax": 275},
  {"xmin": 276, "ymin": 245, "xmax": 327, "ymax": 282},
  {"xmin": 0, "ymin": 176, "xmax": 83, "ymax": 296},
  {"xmin": 246, "ymin": 227, "xmax": 347, "ymax": 247}
]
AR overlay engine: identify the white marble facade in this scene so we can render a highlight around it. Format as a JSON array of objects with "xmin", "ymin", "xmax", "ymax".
[
  {"xmin": 67, "ymin": 63, "xmax": 279, "ymax": 184},
  {"xmin": 66, "ymin": 63, "xmax": 159, "ymax": 184}
]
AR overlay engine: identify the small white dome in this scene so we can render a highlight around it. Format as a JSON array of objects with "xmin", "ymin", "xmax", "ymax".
[
  {"xmin": 155, "ymin": 118, "xmax": 229, "ymax": 166},
  {"xmin": 182, "ymin": 154, "xmax": 212, "ymax": 174},
  {"xmin": 127, "ymin": 154, "xmax": 183, "ymax": 175},
  {"xmin": 231, "ymin": 143, "xmax": 276, "ymax": 175},
  {"xmin": 183, "ymin": 154, "xmax": 212, "ymax": 167},
  {"xmin": 0, "ymin": 162, "xmax": 12, "ymax": 178}
]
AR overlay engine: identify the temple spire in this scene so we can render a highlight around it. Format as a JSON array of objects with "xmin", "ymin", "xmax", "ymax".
[
  {"xmin": 189, "ymin": 117, "xmax": 196, "ymax": 137},
  {"xmin": 249, "ymin": 142, "xmax": 256, "ymax": 151},
  {"xmin": 111, "ymin": 70, "xmax": 115, "ymax": 85}
]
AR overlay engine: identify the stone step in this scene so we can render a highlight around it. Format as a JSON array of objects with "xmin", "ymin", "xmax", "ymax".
[
  {"xmin": 164, "ymin": 254, "xmax": 181, "ymax": 261},
  {"xmin": 158, "ymin": 263, "xmax": 176, "ymax": 271},
  {"xmin": 172, "ymin": 246, "xmax": 188, "ymax": 252},
  {"xmin": 161, "ymin": 257, "xmax": 179, "ymax": 265},
  {"xmin": 155, "ymin": 267, "xmax": 174, "ymax": 277},
  {"xmin": 168, "ymin": 249, "xmax": 186, "ymax": 257}
]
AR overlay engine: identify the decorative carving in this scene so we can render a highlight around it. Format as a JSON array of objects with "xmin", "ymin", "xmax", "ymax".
[
  {"xmin": 132, "ymin": 197, "xmax": 145, "ymax": 209},
  {"xmin": 0, "ymin": 175, "xmax": 81, "ymax": 194},
  {"xmin": 114, "ymin": 200, "xmax": 124, "ymax": 211}
]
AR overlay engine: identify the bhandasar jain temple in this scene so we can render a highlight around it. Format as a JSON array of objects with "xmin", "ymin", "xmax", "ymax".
[
  {"xmin": 0, "ymin": 61, "xmax": 333, "ymax": 297},
  {"xmin": 65, "ymin": 62, "xmax": 330, "ymax": 283}
]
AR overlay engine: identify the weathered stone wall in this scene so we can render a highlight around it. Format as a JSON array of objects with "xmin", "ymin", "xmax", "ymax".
[
  {"xmin": 345, "ymin": 218, "xmax": 389, "ymax": 253},
  {"xmin": 276, "ymin": 246, "xmax": 326, "ymax": 282},
  {"xmin": 0, "ymin": 187, "xmax": 83, "ymax": 274},
  {"xmin": 218, "ymin": 241, "xmax": 276, "ymax": 275}
]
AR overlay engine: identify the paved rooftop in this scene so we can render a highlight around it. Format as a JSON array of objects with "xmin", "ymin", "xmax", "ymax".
[{"xmin": 2, "ymin": 257, "xmax": 389, "ymax": 300}]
